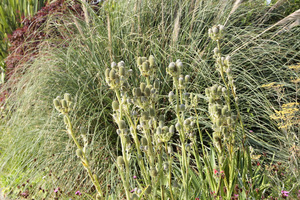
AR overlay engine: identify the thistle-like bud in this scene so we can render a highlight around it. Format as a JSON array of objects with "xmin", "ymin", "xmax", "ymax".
[
  {"xmin": 117, "ymin": 156, "xmax": 125, "ymax": 166},
  {"xmin": 64, "ymin": 93, "xmax": 72, "ymax": 102},
  {"xmin": 137, "ymin": 57, "xmax": 142, "ymax": 66},
  {"xmin": 149, "ymin": 108, "xmax": 155, "ymax": 117},
  {"xmin": 179, "ymin": 77, "xmax": 184, "ymax": 85},
  {"xmin": 212, "ymin": 26, "xmax": 219, "ymax": 34},
  {"xmin": 119, "ymin": 66, "xmax": 125, "ymax": 76},
  {"xmin": 118, "ymin": 61, "xmax": 125, "ymax": 67},
  {"xmin": 149, "ymin": 55, "xmax": 155, "ymax": 66},
  {"xmin": 142, "ymin": 62, "xmax": 149, "ymax": 72},
  {"xmin": 168, "ymin": 91, "xmax": 175, "ymax": 102},
  {"xmin": 141, "ymin": 57, "xmax": 147, "ymax": 63},
  {"xmin": 150, "ymin": 168, "xmax": 158, "ymax": 177},
  {"xmin": 119, "ymin": 120, "xmax": 126, "ymax": 130},
  {"xmin": 222, "ymin": 106, "xmax": 228, "ymax": 116},
  {"xmin": 179, "ymin": 104, "xmax": 185, "ymax": 112},
  {"xmin": 156, "ymin": 127, "xmax": 162, "ymax": 134},
  {"xmin": 219, "ymin": 25, "xmax": 225, "ymax": 32},
  {"xmin": 142, "ymin": 111, "xmax": 150, "ymax": 121},
  {"xmin": 53, "ymin": 99, "xmax": 61, "ymax": 109},
  {"xmin": 109, "ymin": 69, "xmax": 116, "ymax": 80},
  {"xmin": 61, "ymin": 99, "xmax": 68, "ymax": 109},
  {"xmin": 184, "ymin": 119, "xmax": 191, "ymax": 126},
  {"xmin": 216, "ymin": 118, "xmax": 222, "ymax": 127},
  {"xmin": 168, "ymin": 62, "xmax": 176, "ymax": 72},
  {"xmin": 140, "ymin": 83, "xmax": 146, "ymax": 92},
  {"xmin": 112, "ymin": 101, "xmax": 119, "ymax": 110},
  {"xmin": 111, "ymin": 62, "xmax": 117, "ymax": 68},
  {"xmin": 135, "ymin": 88, "xmax": 142, "ymax": 97},
  {"xmin": 144, "ymin": 87, "xmax": 151, "ymax": 97},
  {"xmin": 154, "ymin": 79, "xmax": 160, "ymax": 89},
  {"xmin": 141, "ymin": 137, "xmax": 148, "ymax": 146},
  {"xmin": 76, "ymin": 149, "xmax": 83, "ymax": 158},
  {"xmin": 185, "ymin": 75, "xmax": 191, "ymax": 83},
  {"xmin": 176, "ymin": 60, "xmax": 183, "ymax": 68},
  {"xmin": 169, "ymin": 125, "xmax": 175, "ymax": 134}
]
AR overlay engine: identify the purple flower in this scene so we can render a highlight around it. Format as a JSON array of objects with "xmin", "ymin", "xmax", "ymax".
[
  {"xmin": 54, "ymin": 188, "xmax": 59, "ymax": 193},
  {"xmin": 75, "ymin": 191, "xmax": 82, "ymax": 196},
  {"xmin": 281, "ymin": 190, "xmax": 289, "ymax": 197},
  {"xmin": 249, "ymin": 130, "xmax": 253, "ymax": 133},
  {"xmin": 133, "ymin": 175, "xmax": 137, "ymax": 179}
]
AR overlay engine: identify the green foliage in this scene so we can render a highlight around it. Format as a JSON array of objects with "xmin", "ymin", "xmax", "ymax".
[{"xmin": 0, "ymin": 0, "xmax": 299, "ymax": 199}]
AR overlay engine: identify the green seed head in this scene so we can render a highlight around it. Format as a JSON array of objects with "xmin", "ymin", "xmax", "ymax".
[
  {"xmin": 175, "ymin": 122, "xmax": 181, "ymax": 131},
  {"xmin": 149, "ymin": 108, "xmax": 155, "ymax": 117},
  {"xmin": 154, "ymin": 79, "xmax": 160, "ymax": 89},
  {"xmin": 156, "ymin": 127, "xmax": 162, "ymax": 134},
  {"xmin": 111, "ymin": 62, "xmax": 117, "ymax": 68},
  {"xmin": 142, "ymin": 62, "xmax": 149, "ymax": 72},
  {"xmin": 141, "ymin": 137, "xmax": 148, "ymax": 146},
  {"xmin": 179, "ymin": 104, "xmax": 185, "ymax": 112},
  {"xmin": 109, "ymin": 69, "xmax": 116, "ymax": 80},
  {"xmin": 53, "ymin": 99, "xmax": 61, "ymax": 109},
  {"xmin": 212, "ymin": 26, "xmax": 219, "ymax": 34},
  {"xmin": 142, "ymin": 111, "xmax": 150, "ymax": 121},
  {"xmin": 136, "ymin": 88, "xmax": 142, "ymax": 97},
  {"xmin": 119, "ymin": 66, "xmax": 125, "ymax": 76},
  {"xmin": 64, "ymin": 93, "xmax": 72, "ymax": 102},
  {"xmin": 149, "ymin": 55, "xmax": 155, "ymax": 66},
  {"xmin": 117, "ymin": 156, "xmax": 125, "ymax": 166},
  {"xmin": 144, "ymin": 87, "xmax": 151, "ymax": 97},
  {"xmin": 118, "ymin": 61, "xmax": 125, "ymax": 67},
  {"xmin": 150, "ymin": 168, "xmax": 158, "ymax": 177},
  {"xmin": 185, "ymin": 75, "xmax": 191, "ymax": 83},
  {"xmin": 61, "ymin": 99, "xmax": 68, "ymax": 109},
  {"xmin": 112, "ymin": 101, "xmax": 119, "ymax": 110},
  {"xmin": 168, "ymin": 62, "xmax": 176, "ymax": 72},
  {"xmin": 119, "ymin": 120, "xmax": 126, "ymax": 129},
  {"xmin": 140, "ymin": 83, "xmax": 146, "ymax": 92},
  {"xmin": 76, "ymin": 149, "xmax": 83, "ymax": 158},
  {"xmin": 137, "ymin": 57, "xmax": 142, "ymax": 66}
]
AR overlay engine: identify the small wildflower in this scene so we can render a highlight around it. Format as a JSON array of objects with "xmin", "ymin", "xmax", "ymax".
[
  {"xmin": 257, "ymin": 162, "xmax": 260, "ymax": 166},
  {"xmin": 54, "ymin": 188, "xmax": 59, "ymax": 193},
  {"xmin": 75, "ymin": 191, "xmax": 82, "ymax": 196},
  {"xmin": 213, "ymin": 169, "xmax": 218, "ymax": 174},
  {"xmin": 281, "ymin": 190, "xmax": 289, "ymax": 197},
  {"xmin": 133, "ymin": 175, "xmax": 137, "ymax": 179},
  {"xmin": 249, "ymin": 130, "xmax": 253, "ymax": 133}
]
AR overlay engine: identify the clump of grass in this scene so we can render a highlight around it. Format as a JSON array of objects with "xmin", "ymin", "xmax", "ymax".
[{"xmin": 0, "ymin": 0, "xmax": 299, "ymax": 199}]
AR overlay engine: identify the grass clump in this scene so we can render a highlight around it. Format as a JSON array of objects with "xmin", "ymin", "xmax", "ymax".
[{"xmin": 0, "ymin": 0, "xmax": 299, "ymax": 199}]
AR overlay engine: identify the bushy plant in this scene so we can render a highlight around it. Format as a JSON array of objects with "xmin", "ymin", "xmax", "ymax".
[{"xmin": 1, "ymin": 0, "xmax": 300, "ymax": 199}]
